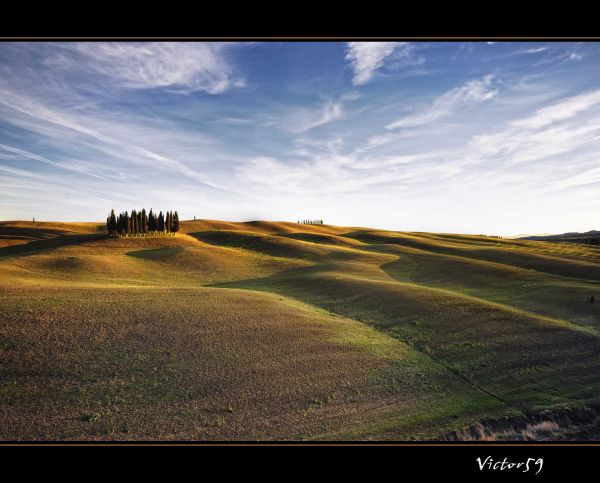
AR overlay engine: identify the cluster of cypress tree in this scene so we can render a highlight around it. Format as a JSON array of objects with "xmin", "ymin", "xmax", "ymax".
[
  {"xmin": 297, "ymin": 219, "xmax": 324, "ymax": 225},
  {"xmin": 106, "ymin": 209, "xmax": 179, "ymax": 237}
]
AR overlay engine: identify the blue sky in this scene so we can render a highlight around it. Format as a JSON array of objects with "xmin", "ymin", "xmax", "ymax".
[{"xmin": 1, "ymin": 41, "xmax": 599, "ymax": 236}]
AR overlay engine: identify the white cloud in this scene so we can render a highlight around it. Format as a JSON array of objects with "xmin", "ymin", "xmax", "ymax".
[
  {"xmin": 235, "ymin": 154, "xmax": 408, "ymax": 195},
  {"xmin": 386, "ymin": 75, "xmax": 498, "ymax": 130},
  {"xmin": 569, "ymin": 52, "xmax": 584, "ymax": 61},
  {"xmin": 468, "ymin": 120, "xmax": 600, "ymax": 168},
  {"xmin": 285, "ymin": 101, "xmax": 344, "ymax": 133},
  {"xmin": 234, "ymin": 127, "xmax": 456, "ymax": 198},
  {"xmin": 55, "ymin": 42, "xmax": 244, "ymax": 94},
  {"xmin": 511, "ymin": 89, "xmax": 600, "ymax": 129},
  {"xmin": 308, "ymin": 101, "xmax": 343, "ymax": 130},
  {"xmin": 0, "ymin": 143, "xmax": 112, "ymax": 180},
  {"xmin": 345, "ymin": 42, "xmax": 408, "ymax": 85},
  {"xmin": 510, "ymin": 46, "xmax": 548, "ymax": 56},
  {"xmin": 463, "ymin": 89, "xmax": 600, "ymax": 177},
  {"xmin": 367, "ymin": 134, "xmax": 394, "ymax": 148},
  {"xmin": 0, "ymin": 86, "xmax": 240, "ymax": 193}
]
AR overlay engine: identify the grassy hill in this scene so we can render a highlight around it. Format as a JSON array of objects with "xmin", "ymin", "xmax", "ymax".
[
  {"xmin": 2, "ymin": 219, "xmax": 600, "ymax": 440},
  {"xmin": 522, "ymin": 230, "xmax": 600, "ymax": 246}
]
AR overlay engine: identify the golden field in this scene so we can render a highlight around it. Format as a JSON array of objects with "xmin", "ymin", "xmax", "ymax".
[{"xmin": 2, "ymin": 219, "xmax": 600, "ymax": 440}]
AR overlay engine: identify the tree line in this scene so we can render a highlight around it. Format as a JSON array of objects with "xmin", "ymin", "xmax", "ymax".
[
  {"xmin": 298, "ymin": 219, "xmax": 324, "ymax": 225},
  {"xmin": 106, "ymin": 209, "xmax": 179, "ymax": 236}
]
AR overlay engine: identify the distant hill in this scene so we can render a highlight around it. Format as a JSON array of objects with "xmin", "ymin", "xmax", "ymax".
[{"xmin": 520, "ymin": 230, "xmax": 600, "ymax": 245}]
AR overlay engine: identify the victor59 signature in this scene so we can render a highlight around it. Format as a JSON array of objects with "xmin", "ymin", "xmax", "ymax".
[{"xmin": 476, "ymin": 456, "xmax": 543, "ymax": 475}]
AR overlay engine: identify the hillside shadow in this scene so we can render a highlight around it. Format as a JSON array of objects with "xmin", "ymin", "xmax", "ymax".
[
  {"xmin": 0, "ymin": 226, "xmax": 74, "ymax": 241},
  {"xmin": 189, "ymin": 230, "xmax": 382, "ymax": 264},
  {"xmin": 0, "ymin": 232, "xmax": 107, "ymax": 259},
  {"xmin": 209, "ymin": 263, "xmax": 325, "ymax": 290},
  {"xmin": 126, "ymin": 247, "xmax": 185, "ymax": 259}
]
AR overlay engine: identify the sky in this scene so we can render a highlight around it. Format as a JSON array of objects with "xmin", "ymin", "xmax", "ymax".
[{"xmin": 1, "ymin": 41, "xmax": 599, "ymax": 236}]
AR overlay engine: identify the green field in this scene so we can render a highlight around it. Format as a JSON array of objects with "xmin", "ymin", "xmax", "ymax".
[{"xmin": 2, "ymin": 219, "xmax": 600, "ymax": 440}]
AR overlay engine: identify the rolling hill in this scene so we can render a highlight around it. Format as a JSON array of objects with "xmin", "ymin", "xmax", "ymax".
[
  {"xmin": 2, "ymin": 219, "xmax": 600, "ymax": 440},
  {"xmin": 521, "ymin": 230, "xmax": 600, "ymax": 245}
]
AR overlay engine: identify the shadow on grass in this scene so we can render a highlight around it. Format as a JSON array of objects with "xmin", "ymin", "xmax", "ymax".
[
  {"xmin": 126, "ymin": 247, "xmax": 185, "ymax": 259},
  {"xmin": 189, "ymin": 230, "xmax": 385, "ymax": 264},
  {"xmin": 0, "ymin": 232, "xmax": 107, "ymax": 259}
]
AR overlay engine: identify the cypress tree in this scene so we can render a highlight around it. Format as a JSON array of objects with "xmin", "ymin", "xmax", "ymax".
[
  {"xmin": 148, "ymin": 209, "xmax": 155, "ymax": 232},
  {"xmin": 132, "ymin": 210, "xmax": 137, "ymax": 235},
  {"xmin": 141, "ymin": 209, "xmax": 147, "ymax": 235},
  {"xmin": 107, "ymin": 209, "xmax": 117, "ymax": 235},
  {"xmin": 108, "ymin": 208, "xmax": 183, "ymax": 237}
]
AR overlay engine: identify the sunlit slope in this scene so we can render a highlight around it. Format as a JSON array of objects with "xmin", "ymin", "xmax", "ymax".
[
  {"xmin": 345, "ymin": 231, "xmax": 600, "ymax": 281},
  {"xmin": 382, "ymin": 250, "xmax": 600, "ymax": 329},
  {"xmin": 180, "ymin": 219, "xmax": 355, "ymax": 236},
  {"xmin": 192, "ymin": 223, "xmax": 600, "ymax": 411},
  {"xmin": 4, "ymin": 284, "xmax": 505, "ymax": 440},
  {"xmin": 0, "ymin": 223, "xmax": 308, "ymax": 287},
  {"xmin": 2, "ymin": 219, "xmax": 600, "ymax": 440},
  {"xmin": 218, "ymin": 268, "xmax": 600, "ymax": 409}
]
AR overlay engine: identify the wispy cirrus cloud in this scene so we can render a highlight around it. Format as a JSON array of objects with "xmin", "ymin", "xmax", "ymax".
[
  {"xmin": 569, "ymin": 52, "xmax": 584, "ymax": 61},
  {"xmin": 0, "ymin": 143, "xmax": 114, "ymax": 181},
  {"xmin": 510, "ymin": 89, "xmax": 600, "ymax": 129},
  {"xmin": 507, "ymin": 46, "xmax": 549, "ymax": 56},
  {"xmin": 386, "ymin": 75, "xmax": 498, "ymax": 129},
  {"xmin": 345, "ymin": 42, "xmax": 413, "ymax": 85},
  {"xmin": 0, "ymin": 83, "xmax": 245, "ymax": 195},
  {"xmin": 285, "ymin": 100, "xmax": 344, "ymax": 133},
  {"xmin": 466, "ymin": 88, "xmax": 600, "ymax": 170},
  {"xmin": 51, "ymin": 42, "xmax": 245, "ymax": 94}
]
